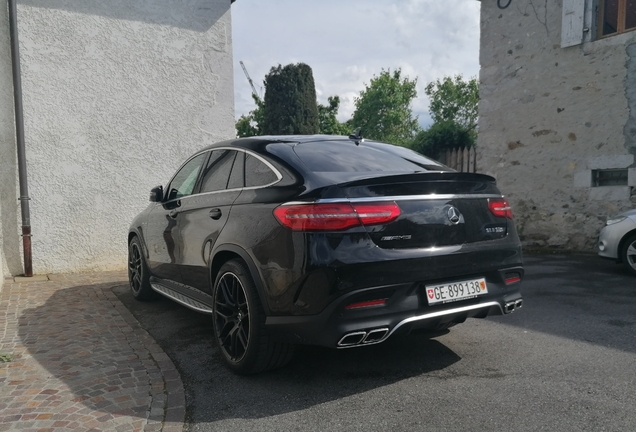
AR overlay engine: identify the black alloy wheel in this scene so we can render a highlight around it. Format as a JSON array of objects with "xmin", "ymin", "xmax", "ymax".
[
  {"xmin": 128, "ymin": 237, "xmax": 156, "ymax": 300},
  {"xmin": 214, "ymin": 271, "xmax": 251, "ymax": 363},
  {"xmin": 212, "ymin": 259, "xmax": 294, "ymax": 374},
  {"xmin": 622, "ymin": 234, "xmax": 636, "ymax": 276}
]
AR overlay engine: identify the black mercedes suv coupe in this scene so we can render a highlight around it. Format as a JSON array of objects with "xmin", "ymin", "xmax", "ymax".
[{"xmin": 128, "ymin": 135, "xmax": 524, "ymax": 374}]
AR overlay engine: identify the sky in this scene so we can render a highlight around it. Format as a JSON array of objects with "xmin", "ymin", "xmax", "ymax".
[{"xmin": 231, "ymin": 0, "xmax": 481, "ymax": 129}]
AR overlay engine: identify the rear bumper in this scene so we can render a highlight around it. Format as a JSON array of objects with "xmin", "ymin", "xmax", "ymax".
[{"xmin": 265, "ymin": 270, "xmax": 523, "ymax": 348}]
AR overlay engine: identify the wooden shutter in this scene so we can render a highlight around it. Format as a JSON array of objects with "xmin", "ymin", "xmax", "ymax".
[{"xmin": 562, "ymin": 0, "xmax": 586, "ymax": 47}]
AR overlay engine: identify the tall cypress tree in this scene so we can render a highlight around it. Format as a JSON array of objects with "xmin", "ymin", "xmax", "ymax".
[{"xmin": 262, "ymin": 63, "xmax": 319, "ymax": 135}]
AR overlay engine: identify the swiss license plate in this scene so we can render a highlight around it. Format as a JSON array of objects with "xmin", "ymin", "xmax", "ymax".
[{"xmin": 425, "ymin": 278, "xmax": 488, "ymax": 305}]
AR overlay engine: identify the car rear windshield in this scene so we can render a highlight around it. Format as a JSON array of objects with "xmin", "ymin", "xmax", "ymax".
[{"xmin": 293, "ymin": 141, "xmax": 447, "ymax": 173}]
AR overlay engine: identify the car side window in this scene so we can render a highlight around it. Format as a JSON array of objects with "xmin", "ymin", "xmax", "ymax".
[
  {"xmin": 166, "ymin": 153, "xmax": 207, "ymax": 201},
  {"xmin": 245, "ymin": 154, "xmax": 278, "ymax": 188},
  {"xmin": 228, "ymin": 151, "xmax": 245, "ymax": 189},
  {"xmin": 200, "ymin": 150, "xmax": 237, "ymax": 193}
]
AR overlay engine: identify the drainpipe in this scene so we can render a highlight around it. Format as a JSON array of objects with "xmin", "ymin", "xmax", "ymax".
[{"xmin": 7, "ymin": 0, "xmax": 33, "ymax": 277}]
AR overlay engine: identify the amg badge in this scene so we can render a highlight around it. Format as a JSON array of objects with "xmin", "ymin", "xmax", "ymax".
[{"xmin": 381, "ymin": 235, "xmax": 412, "ymax": 241}]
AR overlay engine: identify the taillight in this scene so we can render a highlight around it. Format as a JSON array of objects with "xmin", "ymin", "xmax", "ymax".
[
  {"xmin": 351, "ymin": 202, "xmax": 401, "ymax": 225},
  {"xmin": 488, "ymin": 198, "xmax": 513, "ymax": 219},
  {"xmin": 273, "ymin": 202, "xmax": 400, "ymax": 231},
  {"xmin": 345, "ymin": 298, "xmax": 388, "ymax": 310}
]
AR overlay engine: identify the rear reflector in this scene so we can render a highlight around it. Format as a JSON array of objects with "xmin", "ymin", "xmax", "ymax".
[
  {"xmin": 274, "ymin": 202, "xmax": 400, "ymax": 231},
  {"xmin": 504, "ymin": 273, "xmax": 522, "ymax": 285},
  {"xmin": 345, "ymin": 299, "xmax": 388, "ymax": 310},
  {"xmin": 488, "ymin": 198, "xmax": 514, "ymax": 219}
]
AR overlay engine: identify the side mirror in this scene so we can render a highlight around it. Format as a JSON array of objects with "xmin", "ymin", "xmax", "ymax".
[{"xmin": 149, "ymin": 185, "xmax": 163, "ymax": 202}]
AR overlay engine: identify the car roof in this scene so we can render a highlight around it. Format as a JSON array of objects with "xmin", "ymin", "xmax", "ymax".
[{"xmin": 200, "ymin": 135, "xmax": 355, "ymax": 152}]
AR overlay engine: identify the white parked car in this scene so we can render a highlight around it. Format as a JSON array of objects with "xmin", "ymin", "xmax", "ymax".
[{"xmin": 598, "ymin": 208, "xmax": 636, "ymax": 276}]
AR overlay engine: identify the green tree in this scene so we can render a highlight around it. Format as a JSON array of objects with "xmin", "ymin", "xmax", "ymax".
[
  {"xmin": 236, "ymin": 94, "xmax": 265, "ymax": 138},
  {"xmin": 410, "ymin": 75, "xmax": 479, "ymax": 159},
  {"xmin": 262, "ymin": 63, "xmax": 319, "ymax": 135},
  {"xmin": 350, "ymin": 69, "xmax": 420, "ymax": 146},
  {"xmin": 424, "ymin": 75, "xmax": 479, "ymax": 130},
  {"xmin": 317, "ymin": 96, "xmax": 350, "ymax": 135},
  {"xmin": 410, "ymin": 121, "xmax": 474, "ymax": 160}
]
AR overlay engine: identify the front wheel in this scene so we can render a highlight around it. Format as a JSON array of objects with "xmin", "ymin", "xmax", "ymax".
[
  {"xmin": 621, "ymin": 234, "xmax": 636, "ymax": 276},
  {"xmin": 212, "ymin": 259, "xmax": 294, "ymax": 374}
]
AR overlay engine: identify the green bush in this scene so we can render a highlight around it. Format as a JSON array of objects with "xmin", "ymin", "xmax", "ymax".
[{"xmin": 411, "ymin": 121, "xmax": 474, "ymax": 160}]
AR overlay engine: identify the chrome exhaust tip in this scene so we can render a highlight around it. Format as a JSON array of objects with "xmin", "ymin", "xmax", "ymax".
[
  {"xmin": 504, "ymin": 301, "xmax": 516, "ymax": 314},
  {"xmin": 338, "ymin": 331, "xmax": 366, "ymax": 347},
  {"xmin": 514, "ymin": 299, "xmax": 523, "ymax": 309},
  {"xmin": 363, "ymin": 328, "xmax": 389, "ymax": 344}
]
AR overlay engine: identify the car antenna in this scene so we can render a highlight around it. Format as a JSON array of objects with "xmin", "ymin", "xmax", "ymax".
[{"xmin": 348, "ymin": 128, "xmax": 363, "ymax": 146}]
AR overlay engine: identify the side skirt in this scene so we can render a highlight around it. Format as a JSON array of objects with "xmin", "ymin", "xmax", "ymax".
[{"xmin": 149, "ymin": 278, "xmax": 214, "ymax": 314}]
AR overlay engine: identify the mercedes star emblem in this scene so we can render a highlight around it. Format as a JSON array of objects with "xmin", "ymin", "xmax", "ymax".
[{"xmin": 447, "ymin": 206, "xmax": 462, "ymax": 224}]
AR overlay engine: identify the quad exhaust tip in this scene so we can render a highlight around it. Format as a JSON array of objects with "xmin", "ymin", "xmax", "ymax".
[
  {"xmin": 364, "ymin": 328, "xmax": 389, "ymax": 343},
  {"xmin": 338, "ymin": 332, "xmax": 366, "ymax": 347},
  {"xmin": 337, "ymin": 300, "xmax": 524, "ymax": 347},
  {"xmin": 504, "ymin": 299, "xmax": 523, "ymax": 314},
  {"xmin": 338, "ymin": 328, "xmax": 389, "ymax": 347}
]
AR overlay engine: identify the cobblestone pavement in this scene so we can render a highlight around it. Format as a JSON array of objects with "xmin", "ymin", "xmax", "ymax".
[{"xmin": 0, "ymin": 272, "xmax": 185, "ymax": 432}]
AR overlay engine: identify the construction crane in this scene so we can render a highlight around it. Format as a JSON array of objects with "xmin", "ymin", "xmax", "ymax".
[{"xmin": 239, "ymin": 61, "xmax": 261, "ymax": 101}]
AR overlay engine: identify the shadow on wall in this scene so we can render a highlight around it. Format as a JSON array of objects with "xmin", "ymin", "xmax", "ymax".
[{"xmin": 18, "ymin": 0, "xmax": 230, "ymax": 32}]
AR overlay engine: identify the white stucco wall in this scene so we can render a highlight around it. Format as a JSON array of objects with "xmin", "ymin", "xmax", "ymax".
[
  {"xmin": 478, "ymin": 0, "xmax": 636, "ymax": 250},
  {"xmin": 1, "ymin": 0, "xmax": 235, "ymax": 275}
]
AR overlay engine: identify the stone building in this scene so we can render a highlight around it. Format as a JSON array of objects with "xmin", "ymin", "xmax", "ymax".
[
  {"xmin": 0, "ymin": 0, "xmax": 236, "ymax": 280},
  {"xmin": 478, "ymin": 0, "xmax": 636, "ymax": 250}
]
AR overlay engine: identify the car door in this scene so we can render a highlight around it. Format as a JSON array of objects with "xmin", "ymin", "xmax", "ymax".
[
  {"xmin": 145, "ymin": 152, "xmax": 208, "ymax": 282},
  {"xmin": 176, "ymin": 149, "xmax": 243, "ymax": 291}
]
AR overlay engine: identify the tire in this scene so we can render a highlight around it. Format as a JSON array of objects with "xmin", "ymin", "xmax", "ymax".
[
  {"xmin": 621, "ymin": 234, "xmax": 636, "ymax": 276},
  {"xmin": 128, "ymin": 237, "xmax": 157, "ymax": 300},
  {"xmin": 212, "ymin": 259, "xmax": 294, "ymax": 374}
]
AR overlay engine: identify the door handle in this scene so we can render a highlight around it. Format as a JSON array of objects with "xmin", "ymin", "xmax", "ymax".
[
  {"xmin": 209, "ymin": 208, "xmax": 222, "ymax": 220},
  {"xmin": 168, "ymin": 210, "xmax": 179, "ymax": 219}
]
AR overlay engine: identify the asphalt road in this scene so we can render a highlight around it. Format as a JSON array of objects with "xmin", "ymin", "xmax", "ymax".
[{"xmin": 114, "ymin": 254, "xmax": 636, "ymax": 431}]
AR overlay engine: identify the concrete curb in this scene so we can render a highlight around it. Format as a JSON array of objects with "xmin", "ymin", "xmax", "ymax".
[{"xmin": 103, "ymin": 286, "xmax": 186, "ymax": 432}]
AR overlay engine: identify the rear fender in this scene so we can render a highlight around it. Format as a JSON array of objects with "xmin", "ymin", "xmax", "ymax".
[{"xmin": 210, "ymin": 244, "xmax": 271, "ymax": 315}]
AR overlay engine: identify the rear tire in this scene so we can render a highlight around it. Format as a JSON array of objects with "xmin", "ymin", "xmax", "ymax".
[
  {"xmin": 128, "ymin": 237, "xmax": 157, "ymax": 300},
  {"xmin": 212, "ymin": 259, "xmax": 294, "ymax": 374},
  {"xmin": 621, "ymin": 234, "xmax": 636, "ymax": 276}
]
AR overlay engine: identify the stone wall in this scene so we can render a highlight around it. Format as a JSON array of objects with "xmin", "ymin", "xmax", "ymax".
[
  {"xmin": 478, "ymin": 0, "xmax": 636, "ymax": 250},
  {"xmin": 0, "ymin": 0, "xmax": 235, "ymax": 275}
]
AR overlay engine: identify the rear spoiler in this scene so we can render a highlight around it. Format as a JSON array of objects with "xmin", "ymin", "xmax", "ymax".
[{"xmin": 339, "ymin": 172, "xmax": 497, "ymax": 188}]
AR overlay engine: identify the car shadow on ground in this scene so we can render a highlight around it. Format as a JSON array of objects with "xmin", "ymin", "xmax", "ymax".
[{"xmin": 112, "ymin": 285, "xmax": 461, "ymax": 423}]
